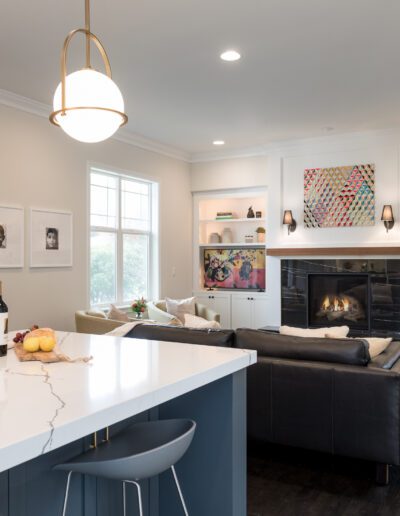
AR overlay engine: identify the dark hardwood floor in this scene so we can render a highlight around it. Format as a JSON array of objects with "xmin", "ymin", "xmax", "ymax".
[{"xmin": 248, "ymin": 442, "xmax": 400, "ymax": 516}]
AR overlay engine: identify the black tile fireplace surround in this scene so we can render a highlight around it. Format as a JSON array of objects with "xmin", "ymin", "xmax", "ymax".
[{"xmin": 281, "ymin": 259, "xmax": 400, "ymax": 337}]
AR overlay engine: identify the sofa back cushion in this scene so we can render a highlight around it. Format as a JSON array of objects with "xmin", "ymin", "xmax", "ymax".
[
  {"xmin": 126, "ymin": 324, "xmax": 235, "ymax": 347},
  {"xmin": 235, "ymin": 329, "xmax": 370, "ymax": 366}
]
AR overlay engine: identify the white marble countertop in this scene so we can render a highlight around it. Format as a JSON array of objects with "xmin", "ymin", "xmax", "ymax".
[{"xmin": 0, "ymin": 332, "xmax": 256, "ymax": 472}]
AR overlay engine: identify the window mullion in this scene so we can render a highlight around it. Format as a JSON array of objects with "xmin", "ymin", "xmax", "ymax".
[{"xmin": 117, "ymin": 176, "xmax": 123, "ymax": 304}]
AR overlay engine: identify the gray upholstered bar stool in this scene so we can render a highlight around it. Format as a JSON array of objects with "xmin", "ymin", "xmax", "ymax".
[{"xmin": 54, "ymin": 419, "xmax": 196, "ymax": 516}]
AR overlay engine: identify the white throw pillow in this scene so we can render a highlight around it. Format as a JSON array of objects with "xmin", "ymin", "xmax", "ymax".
[
  {"xmin": 279, "ymin": 325, "xmax": 349, "ymax": 339},
  {"xmin": 165, "ymin": 297, "xmax": 196, "ymax": 323},
  {"xmin": 107, "ymin": 304, "xmax": 130, "ymax": 322},
  {"xmin": 325, "ymin": 334, "xmax": 392, "ymax": 359},
  {"xmin": 183, "ymin": 313, "xmax": 221, "ymax": 329}
]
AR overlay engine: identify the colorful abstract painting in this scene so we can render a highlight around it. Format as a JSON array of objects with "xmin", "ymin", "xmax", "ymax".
[
  {"xmin": 203, "ymin": 248, "xmax": 266, "ymax": 290},
  {"xmin": 304, "ymin": 164, "xmax": 375, "ymax": 228}
]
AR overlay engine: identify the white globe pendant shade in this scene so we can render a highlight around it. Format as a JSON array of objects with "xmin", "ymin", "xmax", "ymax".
[{"xmin": 52, "ymin": 69, "xmax": 126, "ymax": 143}]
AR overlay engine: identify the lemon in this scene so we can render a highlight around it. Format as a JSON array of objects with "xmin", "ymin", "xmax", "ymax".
[
  {"xmin": 39, "ymin": 336, "xmax": 56, "ymax": 352},
  {"xmin": 23, "ymin": 337, "xmax": 40, "ymax": 353}
]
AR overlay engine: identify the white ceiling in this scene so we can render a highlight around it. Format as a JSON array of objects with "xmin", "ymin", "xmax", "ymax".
[{"xmin": 2, "ymin": 0, "xmax": 400, "ymax": 156}]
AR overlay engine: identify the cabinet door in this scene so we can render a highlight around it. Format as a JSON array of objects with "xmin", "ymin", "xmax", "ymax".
[
  {"xmin": 195, "ymin": 293, "xmax": 231, "ymax": 328},
  {"xmin": 231, "ymin": 295, "xmax": 253, "ymax": 330},
  {"xmin": 253, "ymin": 296, "xmax": 269, "ymax": 329}
]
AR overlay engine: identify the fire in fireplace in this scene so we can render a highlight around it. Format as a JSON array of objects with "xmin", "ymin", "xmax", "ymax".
[
  {"xmin": 317, "ymin": 294, "xmax": 365, "ymax": 323},
  {"xmin": 308, "ymin": 273, "xmax": 369, "ymax": 330}
]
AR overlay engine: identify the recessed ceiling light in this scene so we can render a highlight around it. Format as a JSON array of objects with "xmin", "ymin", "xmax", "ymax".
[
  {"xmin": 213, "ymin": 140, "xmax": 225, "ymax": 145},
  {"xmin": 220, "ymin": 50, "xmax": 241, "ymax": 62}
]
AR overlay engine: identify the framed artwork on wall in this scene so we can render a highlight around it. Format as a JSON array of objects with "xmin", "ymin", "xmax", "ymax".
[
  {"xmin": 0, "ymin": 205, "xmax": 24, "ymax": 268},
  {"xmin": 203, "ymin": 248, "xmax": 266, "ymax": 290},
  {"xmin": 30, "ymin": 208, "xmax": 73, "ymax": 267},
  {"xmin": 304, "ymin": 163, "xmax": 375, "ymax": 228}
]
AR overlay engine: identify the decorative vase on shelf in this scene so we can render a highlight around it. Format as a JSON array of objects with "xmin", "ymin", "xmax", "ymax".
[
  {"xmin": 247, "ymin": 206, "xmax": 255, "ymax": 218},
  {"xmin": 135, "ymin": 312, "xmax": 143, "ymax": 319},
  {"xmin": 256, "ymin": 227, "xmax": 266, "ymax": 243},
  {"xmin": 222, "ymin": 227, "xmax": 233, "ymax": 243},
  {"xmin": 209, "ymin": 232, "xmax": 221, "ymax": 243}
]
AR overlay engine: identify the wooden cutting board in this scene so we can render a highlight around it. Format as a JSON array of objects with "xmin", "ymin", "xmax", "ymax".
[{"xmin": 13, "ymin": 343, "xmax": 92, "ymax": 364}]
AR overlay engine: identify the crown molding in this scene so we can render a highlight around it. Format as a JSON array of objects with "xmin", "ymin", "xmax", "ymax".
[
  {"xmin": 0, "ymin": 88, "xmax": 190, "ymax": 163},
  {"xmin": 0, "ymin": 88, "xmax": 50, "ymax": 118},
  {"xmin": 113, "ymin": 128, "xmax": 190, "ymax": 162},
  {"xmin": 190, "ymin": 127, "xmax": 400, "ymax": 163},
  {"xmin": 2, "ymin": 88, "xmax": 400, "ymax": 165},
  {"xmin": 190, "ymin": 145, "xmax": 269, "ymax": 163}
]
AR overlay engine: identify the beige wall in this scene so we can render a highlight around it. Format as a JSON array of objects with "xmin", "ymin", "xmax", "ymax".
[{"xmin": 0, "ymin": 105, "xmax": 192, "ymax": 331}]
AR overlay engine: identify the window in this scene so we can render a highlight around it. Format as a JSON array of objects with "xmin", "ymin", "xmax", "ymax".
[{"xmin": 89, "ymin": 168, "xmax": 158, "ymax": 307}]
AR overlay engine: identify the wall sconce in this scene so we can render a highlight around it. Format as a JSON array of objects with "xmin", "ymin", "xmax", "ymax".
[
  {"xmin": 283, "ymin": 210, "xmax": 297, "ymax": 235},
  {"xmin": 381, "ymin": 205, "xmax": 395, "ymax": 233}
]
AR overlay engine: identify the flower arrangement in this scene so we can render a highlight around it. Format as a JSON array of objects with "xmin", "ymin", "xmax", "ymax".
[{"xmin": 131, "ymin": 297, "xmax": 147, "ymax": 318}]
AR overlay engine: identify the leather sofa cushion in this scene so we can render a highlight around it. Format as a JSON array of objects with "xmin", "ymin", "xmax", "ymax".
[
  {"xmin": 235, "ymin": 328, "xmax": 370, "ymax": 366},
  {"xmin": 126, "ymin": 324, "xmax": 235, "ymax": 347}
]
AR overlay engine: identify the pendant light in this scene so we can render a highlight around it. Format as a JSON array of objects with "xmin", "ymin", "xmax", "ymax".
[{"xmin": 49, "ymin": 0, "xmax": 128, "ymax": 143}]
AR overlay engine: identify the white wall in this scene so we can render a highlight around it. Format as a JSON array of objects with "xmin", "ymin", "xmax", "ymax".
[
  {"xmin": 190, "ymin": 130, "xmax": 400, "ymax": 326},
  {"xmin": 0, "ymin": 104, "xmax": 192, "ymax": 331},
  {"xmin": 190, "ymin": 156, "xmax": 269, "ymax": 192}
]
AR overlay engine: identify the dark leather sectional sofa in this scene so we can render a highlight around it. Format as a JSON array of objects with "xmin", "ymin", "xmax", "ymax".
[{"xmin": 126, "ymin": 324, "xmax": 400, "ymax": 484}]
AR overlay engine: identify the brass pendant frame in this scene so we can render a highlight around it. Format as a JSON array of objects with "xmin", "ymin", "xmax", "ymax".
[{"xmin": 49, "ymin": 0, "xmax": 128, "ymax": 129}]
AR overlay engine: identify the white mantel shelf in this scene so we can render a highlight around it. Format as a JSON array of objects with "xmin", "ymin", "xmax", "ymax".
[
  {"xmin": 266, "ymin": 246, "xmax": 400, "ymax": 256},
  {"xmin": 0, "ymin": 331, "xmax": 256, "ymax": 473}
]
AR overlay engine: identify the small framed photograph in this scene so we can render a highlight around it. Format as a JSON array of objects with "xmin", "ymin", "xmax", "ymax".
[
  {"xmin": 30, "ymin": 209, "xmax": 73, "ymax": 267},
  {"xmin": 0, "ymin": 205, "xmax": 24, "ymax": 268}
]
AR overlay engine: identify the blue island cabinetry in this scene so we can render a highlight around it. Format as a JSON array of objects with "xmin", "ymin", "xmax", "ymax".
[{"xmin": 0, "ymin": 332, "xmax": 255, "ymax": 516}]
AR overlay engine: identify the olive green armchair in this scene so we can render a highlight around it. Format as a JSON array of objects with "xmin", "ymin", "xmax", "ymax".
[{"xmin": 75, "ymin": 310, "xmax": 131, "ymax": 335}]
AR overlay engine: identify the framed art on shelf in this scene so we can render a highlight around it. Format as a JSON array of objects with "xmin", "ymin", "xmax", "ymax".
[
  {"xmin": 30, "ymin": 208, "xmax": 73, "ymax": 267},
  {"xmin": 0, "ymin": 205, "xmax": 24, "ymax": 268},
  {"xmin": 203, "ymin": 247, "xmax": 266, "ymax": 290}
]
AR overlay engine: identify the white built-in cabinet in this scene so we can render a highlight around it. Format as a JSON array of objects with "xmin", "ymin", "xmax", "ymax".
[
  {"xmin": 231, "ymin": 294, "xmax": 269, "ymax": 329},
  {"xmin": 192, "ymin": 187, "xmax": 268, "ymax": 330},
  {"xmin": 195, "ymin": 291, "xmax": 268, "ymax": 329}
]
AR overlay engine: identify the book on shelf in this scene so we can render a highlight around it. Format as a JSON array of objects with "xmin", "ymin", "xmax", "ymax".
[{"xmin": 215, "ymin": 211, "xmax": 234, "ymax": 220}]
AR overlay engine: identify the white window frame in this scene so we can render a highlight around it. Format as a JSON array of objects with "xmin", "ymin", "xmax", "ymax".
[{"xmin": 88, "ymin": 166, "xmax": 159, "ymax": 308}]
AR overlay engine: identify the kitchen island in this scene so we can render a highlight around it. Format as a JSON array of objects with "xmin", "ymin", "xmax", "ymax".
[{"xmin": 0, "ymin": 332, "xmax": 256, "ymax": 516}]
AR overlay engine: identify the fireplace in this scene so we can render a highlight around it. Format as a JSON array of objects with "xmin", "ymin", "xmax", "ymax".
[{"xmin": 308, "ymin": 273, "xmax": 369, "ymax": 330}]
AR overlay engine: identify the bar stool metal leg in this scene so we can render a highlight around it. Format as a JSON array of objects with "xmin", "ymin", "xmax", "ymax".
[
  {"xmin": 124, "ymin": 480, "xmax": 143, "ymax": 516},
  {"xmin": 62, "ymin": 471, "xmax": 73, "ymax": 516},
  {"xmin": 171, "ymin": 465, "xmax": 189, "ymax": 516},
  {"xmin": 122, "ymin": 481, "xmax": 127, "ymax": 516}
]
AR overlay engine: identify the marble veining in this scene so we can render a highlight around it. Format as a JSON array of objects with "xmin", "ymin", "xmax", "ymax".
[
  {"xmin": 0, "ymin": 331, "xmax": 256, "ymax": 472},
  {"xmin": 40, "ymin": 364, "xmax": 66, "ymax": 454}
]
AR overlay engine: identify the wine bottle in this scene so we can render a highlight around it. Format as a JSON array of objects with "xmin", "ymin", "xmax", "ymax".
[{"xmin": 0, "ymin": 282, "xmax": 8, "ymax": 357}]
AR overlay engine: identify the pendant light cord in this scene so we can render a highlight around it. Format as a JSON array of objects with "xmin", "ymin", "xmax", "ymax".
[{"xmin": 85, "ymin": 0, "xmax": 91, "ymax": 68}]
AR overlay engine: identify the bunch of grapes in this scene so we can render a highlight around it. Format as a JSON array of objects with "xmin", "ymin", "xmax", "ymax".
[{"xmin": 13, "ymin": 325, "xmax": 39, "ymax": 344}]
